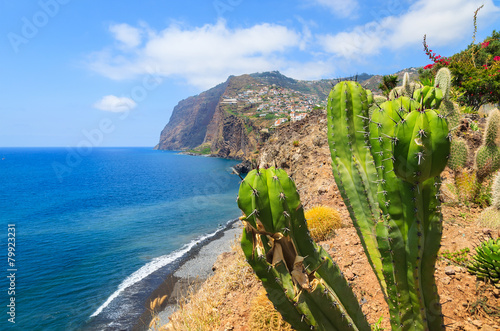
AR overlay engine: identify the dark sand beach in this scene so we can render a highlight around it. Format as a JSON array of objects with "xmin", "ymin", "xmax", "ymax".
[{"xmin": 133, "ymin": 220, "xmax": 243, "ymax": 330}]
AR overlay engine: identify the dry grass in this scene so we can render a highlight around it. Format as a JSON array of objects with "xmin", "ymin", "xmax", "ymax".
[
  {"xmin": 159, "ymin": 240, "xmax": 257, "ymax": 330},
  {"xmin": 304, "ymin": 205, "xmax": 342, "ymax": 241},
  {"xmin": 249, "ymin": 289, "xmax": 293, "ymax": 331}
]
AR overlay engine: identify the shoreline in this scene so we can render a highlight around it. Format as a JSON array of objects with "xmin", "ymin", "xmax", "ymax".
[{"xmin": 133, "ymin": 219, "xmax": 243, "ymax": 330}]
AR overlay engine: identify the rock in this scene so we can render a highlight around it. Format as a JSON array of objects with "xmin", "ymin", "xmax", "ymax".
[
  {"xmin": 233, "ymin": 159, "xmax": 252, "ymax": 174},
  {"xmin": 471, "ymin": 319, "xmax": 482, "ymax": 328},
  {"xmin": 445, "ymin": 266, "xmax": 456, "ymax": 275},
  {"xmin": 440, "ymin": 276, "xmax": 451, "ymax": 285}
]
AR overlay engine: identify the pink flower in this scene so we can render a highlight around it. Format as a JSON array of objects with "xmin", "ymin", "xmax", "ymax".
[
  {"xmin": 481, "ymin": 41, "xmax": 490, "ymax": 48},
  {"xmin": 494, "ymin": 56, "xmax": 500, "ymax": 61},
  {"xmin": 423, "ymin": 64, "xmax": 434, "ymax": 70}
]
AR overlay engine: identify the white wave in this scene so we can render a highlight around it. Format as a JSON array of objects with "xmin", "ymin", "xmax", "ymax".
[{"xmin": 90, "ymin": 229, "xmax": 223, "ymax": 318}]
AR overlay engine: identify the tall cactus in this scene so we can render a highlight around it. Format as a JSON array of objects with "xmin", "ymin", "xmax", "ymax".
[
  {"xmin": 238, "ymin": 167, "xmax": 370, "ymax": 331},
  {"xmin": 475, "ymin": 109, "xmax": 500, "ymax": 182},
  {"xmin": 327, "ymin": 81, "xmax": 448, "ymax": 330},
  {"xmin": 434, "ymin": 67, "xmax": 461, "ymax": 130}
]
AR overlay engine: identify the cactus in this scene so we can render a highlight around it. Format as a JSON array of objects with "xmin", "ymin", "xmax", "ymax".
[
  {"xmin": 238, "ymin": 79, "xmax": 450, "ymax": 330},
  {"xmin": 467, "ymin": 237, "xmax": 500, "ymax": 289},
  {"xmin": 238, "ymin": 167, "xmax": 370, "ymax": 331},
  {"xmin": 434, "ymin": 68, "xmax": 452, "ymax": 100},
  {"xmin": 434, "ymin": 67, "xmax": 462, "ymax": 130},
  {"xmin": 478, "ymin": 171, "xmax": 500, "ymax": 229},
  {"xmin": 304, "ymin": 206, "xmax": 342, "ymax": 241},
  {"xmin": 484, "ymin": 109, "xmax": 500, "ymax": 148},
  {"xmin": 475, "ymin": 109, "xmax": 500, "ymax": 182},
  {"xmin": 393, "ymin": 105, "xmax": 450, "ymax": 183},
  {"xmin": 327, "ymin": 81, "xmax": 446, "ymax": 330},
  {"xmin": 413, "ymin": 86, "xmax": 444, "ymax": 109},
  {"xmin": 448, "ymin": 138, "xmax": 468, "ymax": 172},
  {"xmin": 493, "ymin": 171, "xmax": 500, "ymax": 209}
]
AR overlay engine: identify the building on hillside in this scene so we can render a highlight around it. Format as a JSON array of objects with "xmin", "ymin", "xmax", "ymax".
[
  {"xmin": 220, "ymin": 98, "xmax": 238, "ymax": 104},
  {"xmin": 273, "ymin": 118, "xmax": 288, "ymax": 127},
  {"xmin": 290, "ymin": 111, "xmax": 307, "ymax": 122}
]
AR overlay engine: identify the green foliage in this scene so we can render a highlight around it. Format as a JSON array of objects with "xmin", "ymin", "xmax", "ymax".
[
  {"xmin": 440, "ymin": 247, "xmax": 471, "ymax": 267},
  {"xmin": 446, "ymin": 30, "xmax": 500, "ymax": 111},
  {"xmin": 265, "ymin": 113, "xmax": 276, "ymax": 120},
  {"xmin": 292, "ymin": 140, "xmax": 299, "ymax": 147},
  {"xmin": 468, "ymin": 237, "xmax": 500, "ymax": 289},
  {"xmin": 378, "ymin": 74, "xmax": 399, "ymax": 97}
]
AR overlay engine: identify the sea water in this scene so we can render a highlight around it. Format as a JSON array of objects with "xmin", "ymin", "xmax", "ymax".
[{"xmin": 0, "ymin": 148, "xmax": 242, "ymax": 330}]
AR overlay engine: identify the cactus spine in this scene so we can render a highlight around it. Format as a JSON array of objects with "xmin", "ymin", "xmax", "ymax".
[
  {"xmin": 238, "ymin": 167, "xmax": 370, "ymax": 331},
  {"xmin": 327, "ymin": 81, "xmax": 447, "ymax": 330}
]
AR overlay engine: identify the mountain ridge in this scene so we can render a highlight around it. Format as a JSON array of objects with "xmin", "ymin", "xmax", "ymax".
[{"xmin": 154, "ymin": 70, "xmax": 418, "ymax": 159}]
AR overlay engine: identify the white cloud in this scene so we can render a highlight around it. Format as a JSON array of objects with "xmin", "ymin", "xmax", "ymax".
[
  {"xmin": 87, "ymin": 20, "xmax": 307, "ymax": 89},
  {"xmin": 109, "ymin": 23, "xmax": 142, "ymax": 48},
  {"xmin": 309, "ymin": 0, "xmax": 359, "ymax": 17},
  {"xmin": 318, "ymin": 0, "xmax": 500, "ymax": 58},
  {"xmin": 93, "ymin": 95, "xmax": 137, "ymax": 112}
]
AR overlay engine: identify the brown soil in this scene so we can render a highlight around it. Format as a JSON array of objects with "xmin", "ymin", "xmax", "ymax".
[{"xmin": 165, "ymin": 110, "xmax": 500, "ymax": 330}]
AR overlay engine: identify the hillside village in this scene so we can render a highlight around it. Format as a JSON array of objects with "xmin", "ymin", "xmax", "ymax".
[{"xmin": 219, "ymin": 82, "xmax": 326, "ymax": 127}]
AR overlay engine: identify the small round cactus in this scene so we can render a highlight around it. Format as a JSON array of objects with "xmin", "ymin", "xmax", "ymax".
[{"xmin": 468, "ymin": 237, "xmax": 500, "ymax": 289}]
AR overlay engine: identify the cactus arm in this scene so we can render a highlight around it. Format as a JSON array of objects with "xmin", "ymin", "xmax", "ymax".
[
  {"xmin": 240, "ymin": 226, "xmax": 313, "ymax": 330},
  {"xmin": 327, "ymin": 81, "xmax": 385, "ymax": 292},
  {"xmin": 238, "ymin": 168, "xmax": 371, "ymax": 331},
  {"xmin": 419, "ymin": 178, "xmax": 444, "ymax": 330},
  {"xmin": 272, "ymin": 168, "xmax": 370, "ymax": 330}
]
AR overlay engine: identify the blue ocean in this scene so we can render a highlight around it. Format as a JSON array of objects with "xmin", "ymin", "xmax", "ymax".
[{"xmin": 0, "ymin": 148, "xmax": 242, "ymax": 330}]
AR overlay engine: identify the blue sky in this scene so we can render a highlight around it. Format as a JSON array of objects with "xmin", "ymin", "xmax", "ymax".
[{"xmin": 1, "ymin": 0, "xmax": 499, "ymax": 147}]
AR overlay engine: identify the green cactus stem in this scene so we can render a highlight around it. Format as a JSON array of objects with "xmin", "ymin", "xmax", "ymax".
[
  {"xmin": 238, "ymin": 167, "xmax": 370, "ymax": 331},
  {"xmin": 413, "ymin": 86, "xmax": 444, "ymax": 110},
  {"xmin": 393, "ymin": 107, "xmax": 450, "ymax": 184}
]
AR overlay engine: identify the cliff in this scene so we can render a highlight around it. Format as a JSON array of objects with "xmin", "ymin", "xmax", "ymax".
[{"xmin": 155, "ymin": 71, "xmax": 351, "ymax": 159}]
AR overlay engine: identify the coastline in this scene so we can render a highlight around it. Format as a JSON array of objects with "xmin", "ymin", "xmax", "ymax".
[{"xmin": 133, "ymin": 219, "xmax": 243, "ymax": 330}]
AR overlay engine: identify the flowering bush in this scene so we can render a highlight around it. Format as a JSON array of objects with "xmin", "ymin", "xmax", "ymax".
[{"xmin": 421, "ymin": 30, "xmax": 500, "ymax": 111}]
